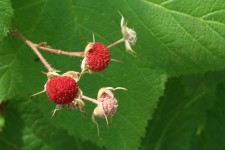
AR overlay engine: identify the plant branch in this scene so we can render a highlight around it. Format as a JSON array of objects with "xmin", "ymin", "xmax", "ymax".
[
  {"xmin": 81, "ymin": 95, "xmax": 98, "ymax": 105},
  {"xmin": 13, "ymin": 30, "xmax": 56, "ymax": 72},
  {"xmin": 107, "ymin": 38, "xmax": 125, "ymax": 49},
  {"xmin": 36, "ymin": 43, "xmax": 85, "ymax": 57}
]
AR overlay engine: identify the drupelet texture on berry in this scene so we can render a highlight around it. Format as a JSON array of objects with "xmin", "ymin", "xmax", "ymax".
[
  {"xmin": 84, "ymin": 42, "xmax": 111, "ymax": 72},
  {"xmin": 46, "ymin": 76, "xmax": 78, "ymax": 104},
  {"xmin": 96, "ymin": 89, "xmax": 118, "ymax": 118}
]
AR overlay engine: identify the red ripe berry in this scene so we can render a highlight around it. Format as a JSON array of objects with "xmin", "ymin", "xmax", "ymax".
[
  {"xmin": 46, "ymin": 76, "xmax": 78, "ymax": 104},
  {"xmin": 86, "ymin": 42, "xmax": 111, "ymax": 72}
]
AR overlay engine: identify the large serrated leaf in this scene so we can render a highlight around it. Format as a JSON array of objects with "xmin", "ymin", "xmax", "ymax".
[
  {"xmin": 1, "ymin": 0, "xmax": 225, "ymax": 150},
  {"xmin": 142, "ymin": 71, "xmax": 225, "ymax": 150},
  {"xmin": 0, "ymin": 99, "xmax": 104, "ymax": 150},
  {"xmin": 0, "ymin": 39, "xmax": 23, "ymax": 103}
]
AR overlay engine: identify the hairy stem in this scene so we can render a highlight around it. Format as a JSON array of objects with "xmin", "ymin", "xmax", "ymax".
[
  {"xmin": 81, "ymin": 95, "xmax": 98, "ymax": 105},
  {"xmin": 107, "ymin": 38, "xmax": 125, "ymax": 49},
  {"xmin": 13, "ymin": 30, "xmax": 56, "ymax": 72},
  {"xmin": 36, "ymin": 44, "xmax": 85, "ymax": 57}
]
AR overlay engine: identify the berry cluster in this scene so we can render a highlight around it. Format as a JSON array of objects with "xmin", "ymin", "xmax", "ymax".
[{"xmin": 15, "ymin": 14, "xmax": 137, "ymax": 135}]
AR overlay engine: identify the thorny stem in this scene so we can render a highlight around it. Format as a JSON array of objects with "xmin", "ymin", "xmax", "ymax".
[
  {"xmin": 107, "ymin": 38, "xmax": 125, "ymax": 49},
  {"xmin": 41, "ymin": 37, "xmax": 126, "ymax": 56},
  {"xmin": 39, "ymin": 37, "xmax": 126, "ymax": 56},
  {"xmin": 13, "ymin": 30, "xmax": 84, "ymax": 59},
  {"xmin": 81, "ymin": 95, "xmax": 98, "ymax": 105},
  {"xmin": 13, "ymin": 29, "xmax": 125, "ymax": 68},
  {"xmin": 13, "ymin": 30, "xmax": 56, "ymax": 72},
  {"xmin": 36, "ymin": 44, "xmax": 85, "ymax": 57}
]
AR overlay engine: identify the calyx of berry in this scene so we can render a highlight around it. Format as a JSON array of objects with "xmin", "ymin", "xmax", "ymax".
[
  {"xmin": 52, "ymin": 89, "xmax": 86, "ymax": 117},
  {"xmin": 66, "ymin": 89, "xmax": 86, "ymax": 113},
  {"xmin": 120, "ymin": 13, "xmax": 137, "ymax": 56},
  {"xmin": 46, "ymin": 71, "xmax": 80, "ymax": 82}
]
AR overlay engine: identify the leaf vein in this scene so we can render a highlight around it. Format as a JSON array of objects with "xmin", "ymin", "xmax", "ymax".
[{"xmin": 125, "ymin": 0, "xmax": 201, "ymax": 70}]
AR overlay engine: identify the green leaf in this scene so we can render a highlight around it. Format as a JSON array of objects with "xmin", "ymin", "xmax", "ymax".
[
  {"xmin": 0, "ymin": 99, "xmax": 104, "ymax": 150},
  {"xmin": 142, "ymin": 71, "xmax": 225, "ymax": 150},
  {"xmin": 2, "ymin": 0, "xmax": 225, "ymax": 150},
  {"xmin": 138, "ymin": 0, "xmax": 225, "ymax": 76},
  {"xmin": 0, "ymin": 39, "xmax": 23, "ymax": 103},
  {"xmin": 2, "ymin": 0, "xmax": 167, "ymax": 149},
  {"xmin": 0, "ymin": 103, "xmax": 24, "ymax": 150},
  {"xmin": 0, "ymin": 116, "xmax": 5, "ymax": 132},
  {"xmin": 0, "ymin": 0, "xmax": 14, "ymax": 102},
  {"xmin": 0, "ymin": 102, "xmax": 8, "ymax": 132},
  {"xmin": 0, "ymin": 0, "xmax": 13, "ymax": 40},
  {"xmin": 201, "ymin": 81, "xmax": 225, "ymax": 150}
]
